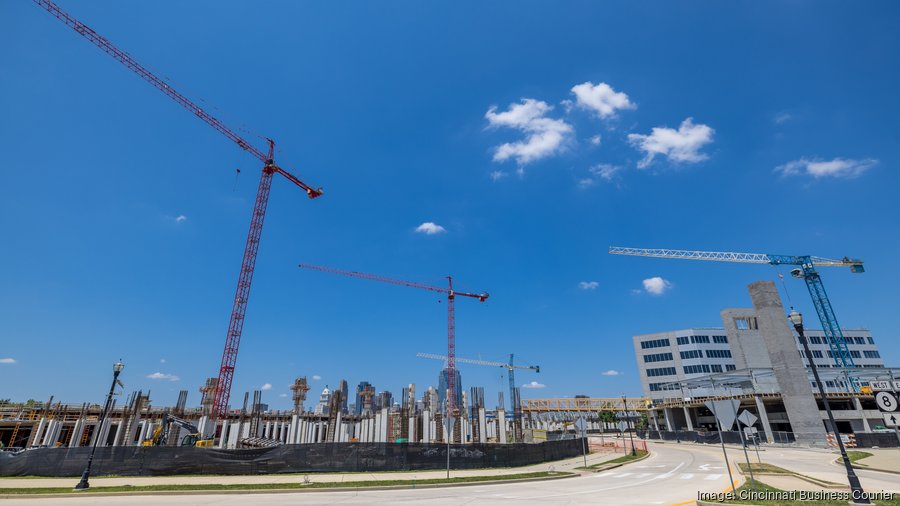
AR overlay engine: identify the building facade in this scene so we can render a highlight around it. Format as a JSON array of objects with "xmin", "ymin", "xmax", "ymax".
[{"xmin": 633, "ymin": 281, "xmax": 891, "ymax": 444}]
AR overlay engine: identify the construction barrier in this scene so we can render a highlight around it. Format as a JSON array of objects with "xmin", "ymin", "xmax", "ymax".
[
  {"xmin": 0, "ymin": 439, "xmax": 583, "ymax": 477},
  {"xmin": 826, "ymin": 433, "xmax": 857, "ymax": 448}
]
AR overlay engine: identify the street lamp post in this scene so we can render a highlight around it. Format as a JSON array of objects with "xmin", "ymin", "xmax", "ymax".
[
  {"xmin": 75, "ymin": 360, "xmax": 124, "ymax": 490},
  {"xmin": 790, "ymin": 310, "xmax": 870, "ymax": 505},
  {"xmin": 622, "ymin": 394, "xmax": 637, "ymax": 456}
]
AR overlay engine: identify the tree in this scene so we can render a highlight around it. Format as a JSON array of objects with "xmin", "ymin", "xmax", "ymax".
[{"xmin": 598, "ymin": 410, "xmax": 617, "ymax": 429}]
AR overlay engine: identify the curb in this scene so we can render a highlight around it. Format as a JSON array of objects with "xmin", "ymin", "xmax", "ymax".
[
  {"xmin": 0, "ymin": 472, "xmax": 577, "ymax": 499},
  {"xmin": 583, "ymin": 451, "xmax": 652, "ymax": 473},
  {"xmin": 835, "ymin": 457, "xmax": 900, "ymax": 476}
]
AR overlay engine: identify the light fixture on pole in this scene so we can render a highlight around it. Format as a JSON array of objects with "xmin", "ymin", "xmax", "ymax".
[
  {"xmin": 75, "ymin": 360, "xmax": 124, "ymax": 490},
  {"xmin": 790, "ymin": 309, "xmax": 870, "ymax": 504}
]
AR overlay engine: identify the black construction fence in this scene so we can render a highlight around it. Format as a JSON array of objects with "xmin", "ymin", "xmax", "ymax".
[{"xmin": 0, "ymin": 439, "xmax": 583, "ymax": 477}]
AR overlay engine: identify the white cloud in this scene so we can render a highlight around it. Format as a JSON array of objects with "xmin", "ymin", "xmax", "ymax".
[
  {"xmin": 485, "ymin": 98, "xmax": 574, "ymax": 166},
  {"xmin": 579, "ymin": 164, "xmax": 623, "ymax": 189},
  {"xmin": 522, "ymin": 381, "xmax": 546, "ymax": 389},
  {"xmin": 260, "ymin": 383, "xmax": 272, "ymax": 391},
  {"xmin": 571, "ymin": 82, "xmax": 635, "ymax": 119},
  {"xmin": 312, "ymin": 374, "xmax": 322, "ymax": 381},
  {"xmin": 415, "ymin": 222, "xmax": 447, "ymax": 235},
  {"xmin": 0, "ymin": 358, "xmax": 16, "ymax": 364},
  {"xmin": 490, "ymin": 170, "xmax": 508, "ymax": 181},
  {"xmin": 775, "ymin": 157, "xmax": 877, "ymax": 179},
  {"xmin": 774, "ymin": 112, "xmax": 793, "ymax": 124},
  {"xmin": 628, "ymin": 118, "xmax": 714, "ymax": 169},
  {"xmin": 175, "ymin": 215, "xmax": 187, "ymax": 223},
  {"xmin": 590, "ymin": 163, "xmax": 622, "ymax": 181},
  {"xmin": 589, "ymin": 135, "xmax": 602, "ymax": 146},
  {"xmin": 160, "ymin": 358, "xmax": 166, "ymax": 364},
  {"xmin": 279, "ymin": 393, "xmax": 288, "ymax": 398},
  {"xmin": 642, "ymin": 277, "xmax": 672, "ymax": 296},
  {"xmin": 578, "ymin": 281, "xmax": 599, "ymax": 290},
  {"xmin": 147, "ymin": 372, "xmax": 180, "ymax": 381},
  {"xmin": 601, "ymin": 370, "xmax": 621, "ymax": 376}
]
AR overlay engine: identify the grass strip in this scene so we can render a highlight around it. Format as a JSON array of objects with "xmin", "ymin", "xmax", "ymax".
[
  {"xmin": 0, "ymin": 471, "xmax": 572, "ymax": 495},
  {"xmin": 737, "ymin": 462, "xmax": 843, "ymax": 487},
  {"xmin": 845, "ymin": 451, "xmax": 873, "ymax": 465},
  {"xmin": 577, "ymin": 449, "xmax": 649, "ymax": 470}
]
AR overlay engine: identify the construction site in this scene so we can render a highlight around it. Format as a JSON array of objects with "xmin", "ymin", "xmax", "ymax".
[{"xmin": 3, "ymin": 1, "xmax": 896, "ymax": 493}]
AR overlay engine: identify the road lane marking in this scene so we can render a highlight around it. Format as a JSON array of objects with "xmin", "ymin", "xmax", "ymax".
[
  {"xmin": 704, "ymin": 474, "xmax": 722, "ymax": 480},
  {"xmin": 678, "ymin": 474, "xmax": 694, "ymax": 480}
]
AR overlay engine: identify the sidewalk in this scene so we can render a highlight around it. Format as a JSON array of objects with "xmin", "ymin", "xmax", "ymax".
[
  {"xmin": 0, "ymin": 445, "xmax": 628, "ymax": 489},
  {"xmin": 846, "ymin": 448, "xmax": 900, "ymax": 474}
]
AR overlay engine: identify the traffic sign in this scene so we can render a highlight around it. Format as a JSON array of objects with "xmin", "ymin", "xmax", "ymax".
[
  {"xmin": 875, "ymin": 391, "xmax": 899, "ymax": 412},
  {"xmin": 617, "ymin": 421, "xmax": 629, "ymax": 432},
  {"xmin": 883, "ymin": 412, "xmax": 899, "ymax": 428},
  {"xmin": 871, "ymin": 380, "xmax": 892, "ymax": 391},
  {"xmin": 574, "ymin": 417, "xmax": 587, "ymax": 432},
  {"xmin": 705, "ymin": 399, "xmax": 740, "ymax": 430},
  {"xmin": 894, "ymin": 381, "xmax": 900, "ymax": 392},
  {"xmin": 737, "ymin": 410, "xmax": 758, "ymax": 427}
]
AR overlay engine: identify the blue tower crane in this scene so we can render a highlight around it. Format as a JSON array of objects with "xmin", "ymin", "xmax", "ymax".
[{"xmin": 608, "ymin": 247, "xmax": 865, "ymax": 369}]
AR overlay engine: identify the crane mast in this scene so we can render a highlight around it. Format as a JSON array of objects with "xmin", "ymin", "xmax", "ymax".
[
  {"xmin": 299, "ymin": 264, "xmax": 488, "ymax": 423},
  {"xmin": 34, "ymin": 0, "xmax": 323, "ymax": 420},
  {"xmin": 609, "ymin": 246, "xmax": 864, "ymax": 370}
]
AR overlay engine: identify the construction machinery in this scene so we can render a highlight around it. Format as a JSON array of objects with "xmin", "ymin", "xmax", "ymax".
[
  {"xmin": 609, "ymin": 246, "xmax": 864, "ymax": 369},
  {"xmin": 34, "ymin": 0, "xmax": 324, "ymax": 421},
  {"xmin": 141, "ymin": 413, "xmax": 213, "ymax": 447},
  {"xmin": 298, "ymin": 263, "xmax": 488, "ymax": 424}
]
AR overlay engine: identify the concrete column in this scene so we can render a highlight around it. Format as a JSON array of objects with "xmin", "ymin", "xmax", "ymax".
[
  {"xmin": 663, "ymin": 408, "xmax": 675, "ymax": 431},
  {"xmin": 478, "ymin": 408, "xmax": 487, "ymax": 444},
  {"xmin": 649, "ymin": 409, "xmax": 660, "ymax": 432},
  {"xmin": 41, "ymin": 420, "xmax": 59, "ymax": 447},
  {"xmin": 29, "ymin": 418, "xmax": 47, "ymax": 448},
  {"xmin": 749, "ymin": 281, "xmax": 827, "ymax": 446},
  {"xmin": 69, "ymin": 419, "xmax": 85, "ymax": 448},
  {"xmin": 683, "ymin": 406, "xmax": 694, "ymax": 431},
  {"xmin": 92, "ymin": 419, "xmax": 112, "ymax": 448},
  {"xmin": 853, "ymin": 397, "xmax": 871, "ymax": 432},
  {"xmin": 498, "ymin": 409, "xmax": 507, "ymax": 443},
  {"xmin": 754, "ymin": 395, "xmax": 774, "ymax": 444},
  {"xmin": 422, "ymin": 410, "xmax": 431, "ymax": 442}
]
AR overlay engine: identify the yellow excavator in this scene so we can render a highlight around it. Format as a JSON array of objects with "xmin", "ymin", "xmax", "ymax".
[{"xmin": 142, "ymin": 413, "xmax": 214, "ymax": 447}]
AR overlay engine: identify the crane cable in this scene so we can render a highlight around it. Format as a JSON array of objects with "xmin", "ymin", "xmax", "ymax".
[{"xmin": 772, "ymin": 264, "xmax": 794, "ymax": 307}]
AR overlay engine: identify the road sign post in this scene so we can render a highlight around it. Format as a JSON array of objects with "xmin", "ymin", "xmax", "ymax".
[
  {"xmin": 575, "ymin": 417, "xmax": 588, "ymax": 468},
  {"xmin": 704, "ymin": 396, "xmax": 739, "ymax": 497}
]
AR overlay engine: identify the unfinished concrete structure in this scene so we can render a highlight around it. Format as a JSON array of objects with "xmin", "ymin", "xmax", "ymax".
[{"xmin": 634, "ymin": 280, "xmax": 894, "ymax": 445}]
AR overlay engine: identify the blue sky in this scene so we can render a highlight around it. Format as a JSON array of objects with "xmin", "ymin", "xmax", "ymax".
[{"xmin": 2, "ymin": 1, "xmax": 898, "ymax": 410}]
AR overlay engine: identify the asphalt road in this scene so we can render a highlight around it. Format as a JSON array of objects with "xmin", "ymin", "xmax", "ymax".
[{"xmin": 1, "ymin": 443, "xmax": 739, "ymax": 505}]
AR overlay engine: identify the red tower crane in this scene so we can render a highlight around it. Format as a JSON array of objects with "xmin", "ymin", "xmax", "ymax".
[
  {"xmin": 298, "ymin": 263, "xmax": 488, "ymax": 419},
  {"xmin": 33, "ymin": 0, "xmax": 323, "ymax": 419}
]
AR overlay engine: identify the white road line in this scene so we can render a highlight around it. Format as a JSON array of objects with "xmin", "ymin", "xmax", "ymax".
[
  {"xmin": 617, "ymin": 473, "xmax": 633, "ymax": 477},
  {"xmin": 678, "ymin": 473, "xmax": 694, "ymax": 480},
  {"xmin": 530, "ymin": 462, "xmax": 688, "ymax": 499},
  {"xmin": 704, "ymin": 474, "xmax": 722, "ymax": 480},
  {"xmin": 635, "ymin": 473, "xmax": 653, "ymax": 478}
]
